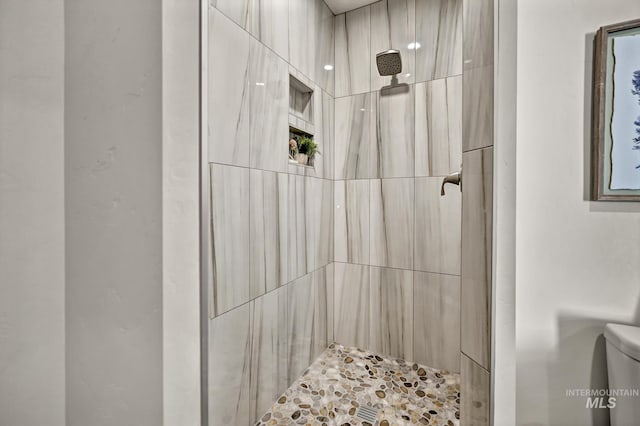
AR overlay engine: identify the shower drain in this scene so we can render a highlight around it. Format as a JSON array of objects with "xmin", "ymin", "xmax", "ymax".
[{"xmin": 355, "ymin": 405, "xmax": 379, "ymax": 423}]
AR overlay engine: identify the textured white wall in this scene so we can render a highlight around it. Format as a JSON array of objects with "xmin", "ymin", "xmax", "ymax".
[
  {"xmin": 517, "ymin": 1, "xmax": 640, "ymax": 425},
  {"xmin": 64, "ymin": 0, "xmax": 164, "ymax": 424},
  {"xmin": 162, "ymin": 0, "xmax": 201, "ymax": 424},
  {"xmin": 0, "ymin": 1, "xmax": 66, "ymax": 425}
]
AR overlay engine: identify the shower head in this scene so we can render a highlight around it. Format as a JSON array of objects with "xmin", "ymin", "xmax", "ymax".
[{"xmin": 376, "ymin": 49, "xmax": 402, "ymax": 76}]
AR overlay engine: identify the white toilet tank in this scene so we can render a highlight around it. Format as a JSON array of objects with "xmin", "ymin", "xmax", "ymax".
[{"xmin": 604, "ymin": 323, "xmax": 640, "ymax": 426}]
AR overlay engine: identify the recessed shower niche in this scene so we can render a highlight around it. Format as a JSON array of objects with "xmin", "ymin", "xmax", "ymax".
[{"xmin": 288, "ymin": 73, "xmax": 318, "ymax": 167}]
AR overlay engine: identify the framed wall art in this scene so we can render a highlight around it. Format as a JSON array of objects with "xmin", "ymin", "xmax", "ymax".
[{"xmin": 592, "ymin": 18, "xmax": 640, "ymax": 201}]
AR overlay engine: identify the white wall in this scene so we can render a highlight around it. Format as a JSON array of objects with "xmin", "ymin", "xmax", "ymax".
[
  {"xmin": 517, "ymin": 1, "xmax": 640, "ymax": 425},
  {"xmin": 162, "ymin": 0, "xmax": 201, "ymax": 424},
  {"xmin": 0, "ymin": 1, "xmax": 66, "ymax": 425},
  {"xmin": 64, "ymin": 1, "xmax": 164, "ymax": 424},
  {"xmin": 493, "ymin": 0, "xmax": 517, "ymax": 424}
]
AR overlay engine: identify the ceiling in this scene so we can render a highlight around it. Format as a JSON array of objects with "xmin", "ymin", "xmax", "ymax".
[{"xmin": 324, "ymin": 0, "xmax": 377, "ymax": 14}]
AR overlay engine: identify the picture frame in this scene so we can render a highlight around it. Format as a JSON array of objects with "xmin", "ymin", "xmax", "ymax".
[{"xmin": 592, "ymin": 18, "xmax": 640, "ymax": 201}]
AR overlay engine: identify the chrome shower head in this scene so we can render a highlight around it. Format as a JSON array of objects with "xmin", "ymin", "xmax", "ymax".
[{"xmin": 376, "ymin": 49, "xmax": 402, "ymax": 76}]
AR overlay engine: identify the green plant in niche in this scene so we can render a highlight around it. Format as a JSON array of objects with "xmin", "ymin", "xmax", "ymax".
[{"xmin": 298, "ymin": 136, "xmax": 320, "ymax": 159}]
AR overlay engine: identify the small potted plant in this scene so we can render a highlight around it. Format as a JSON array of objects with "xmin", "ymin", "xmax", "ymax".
[{"xmin": 298, "ymin": 136, "xmax": 320, "ymax": 166}]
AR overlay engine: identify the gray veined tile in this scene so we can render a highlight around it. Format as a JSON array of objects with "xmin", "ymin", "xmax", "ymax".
[
  {"xmin": 303, "ymin": 177, "xmax": 334, "ymax": 273},
  {"xmin": 287, "ymin": 174, "xmax": 308, "ymax": 281},
  {"xmin": 208, "ymin": 304, "xmax": 251, "ymax": 426},
  {"xmin": 335, "ymin": 7, "xmax": 371, "ymax": 97},
  {"xmin": 210, "ymin": 164, "xmax": 250, "ymax": 317},
  {"xmin": 463, "ymin": 0, "xmax": 493, "ymax": 70},
  {"xmin": 415, "ymin": 177, "xmax": 461, "ymax": 275},
  {"xmin": 208, "ymin": 8, "xmax": 250, "ymax": 166},
  {"xmin": 415, "ymin": 76, "xmax": 462, "ymax": 177},
  {"xmin": 312, "ymin": 266, "xmax": 331, "ymax": 358},
  {"xmin": 288, "ymin": 0, "xmax": 317, "ymax": 83},
  {"xmin": 372, "ymin": 84, "xmax": 415, "ymax": 178},
  {"xmin": 303, "ymin": 178, "xmax": 320, "ymax": 274},
  {"xmin": 250, "ymin": 170, "xmax": 289, "ymax": 299},
  {"xmin": 461, "ymin": 147, "xmax": 493, "ymax": 370},
  {"xmin": 370, "ymin": 178, "xmax": 414, "ymax": 270},
  {"xmin": 370, "ymin": 0, "xmax": 416, "ymax": 91},
  {"xmin": 249, "ymin": 0, "xmax": 289, "ymax": 61},
  {"xmin": 250, "ymin": 287, "xmax": 288, "ymax": 423},
  {"xmin": 334, "ymin": 93, "xmax": 374, "ymax": 179},
  {"xmin": 249, "ymin": 38, "xmax": 289, "ymax": 173},
  {"xmin": 415, "ymin": 0, "xmax": 462, "ymax": 82},
  {"xmin": 369, "ymin": 267, "xmax": 413, "ymax": 360},
  {"xmin": 325, "ymin": 263, "xmax": 335, "ymax": 345},
  {"xmin": 286, "ymin": 273, "xmax": 315, "ymax": 386},
  {"xmin": 211, "ymin": 0, "xmax": 250, "ymax": 29},
  {"xmin": 333, "ymin": 263, "xmax": 370, "ymax": 349},
  {"xmin": 321, "ymin": 90, "xmax": 335, "ymax": 179},
  {"xmin": 461, "ymin": 354, "xmax": 491, "ymax": 425},
  {"xmin": 315, "ymin": 0, "xmax": 335, "ymax": 95},
  {"xmin": 413, "ymin": 272, "xmax": 461, "ymax": 372},
  {"xmin": 334, "ymin": 180, "xmax": 370, "ymax": 264},
  {"xmin": 311, "ymin": 87, "xmax": 334, "ymax": 179},
  {"xmin": 462, "ymin": 65, "xmax": 493, "ymax": 152},
  {"xmin": 317, "ymin": 179, "xmax": 334, "ymax": 269}
]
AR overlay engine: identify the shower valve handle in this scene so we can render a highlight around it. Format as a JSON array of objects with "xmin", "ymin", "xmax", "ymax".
[{"xmin": 441, "ymin": 170, "xmax": 462, "ymax": 196}]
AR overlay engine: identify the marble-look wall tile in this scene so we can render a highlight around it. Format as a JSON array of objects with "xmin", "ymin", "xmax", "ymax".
[
  {"xmin": 415, "ymin": 178, "xmax": 461, "ymax": 275},
  {"xmin": 312, "ymin": 267, "xmax": 331, "ymax": 359},
  {"xmin": 461, "ymin": 147, "xmax": 493, "ymax": 370},
  {"xmin": 210, "ymin": 164, "xmax": 250, "ymax": 317},
  {"xmin": 334, "ymin": 263, "xmax": 370, "ymax": 349},
  {"xmin": 315, "ymin": 0, "xmax": 336, "ymax": 95},
  {"xmin": 249, "ymin": 38, "xmax": 288, "ymax": 173},
  {"xmin": 335, "ymin": 7, "xmax": 371, "ymax": 97},
  {"xmin": 286, "ymin": 273, "xmax": 315, "ymax": 385},
  {"xmin": 335, "ymin": 93, "xmax": 374, "ymax": 179},
  {"xmin": 209, "ymin": 304, "xmax": 251, "ymax": 426},
  {"xmin": 463, "ymin": 0, "xmax": 493, "ymax": 71},
  {"xmin": 372, "ymin": 85, "xmax": 415, "ymax": 178},
  {"xmin": 461, "ymin": 354, "xmax": 491, "ymax": 425},
  {"xmin": 413, "ymin": 272, "xmax": 460, "ymax": 372},
  {"xmin": 249, "ymin": 0, "xmax": 289, "ymax": 60},
  {"xmin": 213, "ymin": 0, "xmax": 289, "ymax": 61},
  {"xmin": 312, "ymin": 87, "xmax": 334, "ymax": 179},
  {"xmin": 325, "ymin": 262, "xmax": 336, "ymax": 345},
  {"xmin": 370, "ymin": 0, "xmax": 416, "ymax": 91},
  {"xmin": 211, "ymin": 0, "xmax": 250, "ymax": 31},
  {"xmin": 320, "ymin": 179, "xmax": 334, "ymax": 268},
  {"xmin": 305, "ymin": 178, "xmax": 334, "ymax": 271},
  {"xmin": 250, "ymin": 287, "xmax": 288, "ymax": 422},
  {"xmin": 288, "ymin": 175, "xmax": 308, "ymax": 281},
  {"xmin": 334, "ymin": 180, "xmax": 370, "ymax": 264},
  {"xmin": 462, "ymin": 65, "xmax": 493, "ymax": 152},
  {"xmin": 369, "ymin": 267, "xmax": 413, "ymax": 360},
  {"xmin": 415, "ymin": 0, "xmax": 462, "ymax": 82},
  {"xmin": 321, "ymin": 89, "xmax": 335, "ymax": 179},
  {"xmin": 288, "ymin": 0, "xmax": 317, "ymax": 83},
  {"xmin": 312, "ymin": 263, "xmax": 335, "ymax": 352},
  {"xmin": 370, "ymin": 179, "xmax": 414, "ymax": 270},
  {"xmin": 208, "ymin": 8, "xmax": 250, "ymax": 166},
  {"xmin": 250, "ymin": 170, "xmax": 289, "ymax": 299},
  {"xmin": 415, "ymin": 76, "xmax": 462, "ymax": 177},
  {"xmin": 303, "ymin": 178, "xmax": 320, "ymax": 274}
]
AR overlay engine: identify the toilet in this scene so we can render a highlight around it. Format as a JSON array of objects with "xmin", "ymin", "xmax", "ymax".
[{"xmin": 604, "ymin": 323, "xmax": 640, "ymax": 426}]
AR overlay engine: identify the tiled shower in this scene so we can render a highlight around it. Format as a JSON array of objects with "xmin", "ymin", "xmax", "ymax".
[{"xmin": 205, "ymin": 0, "xmax": 494, "ymax": 424}]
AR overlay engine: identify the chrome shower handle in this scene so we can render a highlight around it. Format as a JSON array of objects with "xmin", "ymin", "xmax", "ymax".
[{"xmin": 441, "ymin": 170, "xmax": 462, "ymax": 196}]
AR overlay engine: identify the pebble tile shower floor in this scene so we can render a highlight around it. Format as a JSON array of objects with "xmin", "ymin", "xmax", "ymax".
[{"xmin": 257, "ymin": 343, "xmax": 460, "ymax": 426}]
